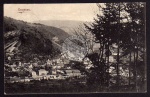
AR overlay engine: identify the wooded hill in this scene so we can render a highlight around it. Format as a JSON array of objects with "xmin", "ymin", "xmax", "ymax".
[{"xmin": 4, "ymin": 16, "xmax": 69, "ymax": 60}]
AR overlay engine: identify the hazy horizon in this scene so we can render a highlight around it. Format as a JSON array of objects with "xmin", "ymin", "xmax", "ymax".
[{"xmin": 4, "ymin": 16, "xmax": 91, "ymax": 23}]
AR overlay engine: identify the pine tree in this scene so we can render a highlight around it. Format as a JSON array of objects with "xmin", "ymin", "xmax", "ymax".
[{"xmin": 85, "ymin": 2, "xmax": 146, "ymax": 91}]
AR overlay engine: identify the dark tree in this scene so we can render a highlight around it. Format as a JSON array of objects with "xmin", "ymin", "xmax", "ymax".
[{"xmin": 85, "ymin": 2, "xmax": 146, "ymax": 91}]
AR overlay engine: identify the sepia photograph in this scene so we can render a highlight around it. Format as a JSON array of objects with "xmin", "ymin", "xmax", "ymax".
[{"xmin": 4, "ymin": 3, "xmax": 146, "ymax": 94}]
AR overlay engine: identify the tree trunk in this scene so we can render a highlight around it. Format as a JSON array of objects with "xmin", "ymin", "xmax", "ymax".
[
  {"xmin": 100, "ymin": 43, "xmax": 105, "ymax": 61},
  {"xmin": 135, "ymin": 32, "xmax": 139, "ymax": 92},
  {"xmin": 135, "ymin": 47, "xmax": 138, "ymax": 92},
  {"xmin": 129, "ymin": 52, "xmax": 131, "ymax": 85},
  {"xmin": 133, "ymin": 50, "xmax": 136, "ymax": 89},
  {"xmin": 107, "ymin": 43, "xmax": 110, "ymax": 87},
  {"xmin": 107, "ymin": 4, "xmax": 110, "ymax": 87},
  {"xmin": 116, "ymin": 3, "xmax": 120, "ymax": 87},
  {"xmin": 116, "ymin": 42, "xmax": 120, "ymax": 86}
]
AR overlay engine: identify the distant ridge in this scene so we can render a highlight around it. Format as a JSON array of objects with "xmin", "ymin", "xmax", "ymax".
[{"xmin": 34, "ymin": 20, "xmax": 91, "ymax": 35}]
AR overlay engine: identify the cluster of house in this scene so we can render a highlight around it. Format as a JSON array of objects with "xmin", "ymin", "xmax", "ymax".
[
  {"xmin": 4, "ymin": 43, "xmax": 124, "ymax": 84},
  {"xmin": 31, "ymin": 69, "xmax": 84, "ymax": 80},
  {"xmin": 4, "ymin": 56, "xmax": 88, "ymax": 83},
  {"xmin": 5, "ymin": 65, "xmax": 85, "ymax": 83}
]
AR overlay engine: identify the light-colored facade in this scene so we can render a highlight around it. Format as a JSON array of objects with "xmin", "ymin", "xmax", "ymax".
[
  {"xmin": 38, "ymin": 69, "xmax": 48, "ymax": 76},
  {"xmin": 31, "ymin": 71, "xmax": 37, "ymax": 78}
]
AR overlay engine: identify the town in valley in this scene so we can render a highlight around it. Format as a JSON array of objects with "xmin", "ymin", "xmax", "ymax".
[{"xmin": 4, "ymin": 3, "xmax": 146, "ymax": 93}]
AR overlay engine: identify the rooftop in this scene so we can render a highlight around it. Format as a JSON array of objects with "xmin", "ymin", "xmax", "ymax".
[{"xmin": 38, "ymin": 69, "xmax": 47, "ymax": 71}]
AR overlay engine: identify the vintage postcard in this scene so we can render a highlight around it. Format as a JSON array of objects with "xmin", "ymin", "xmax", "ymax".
[{"xmin": 4, "ymin": 3, "xmax": 146, "ymax": 94}]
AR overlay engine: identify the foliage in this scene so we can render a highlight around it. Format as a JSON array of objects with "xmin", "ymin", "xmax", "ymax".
[
  {"xmin": 85, "ymin": 2, "xmax": 146, "ymax": 91},
  {"xmin": 4, "ymin": 16, "xmax": 64, "ymax": 61}
]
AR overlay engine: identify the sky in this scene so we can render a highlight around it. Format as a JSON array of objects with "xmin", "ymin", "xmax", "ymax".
[{"xmin": 4, "ymin": 4, "xmax": 103, "ymax": 22}]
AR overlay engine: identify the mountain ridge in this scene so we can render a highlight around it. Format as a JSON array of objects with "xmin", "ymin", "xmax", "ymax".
[
  {"xmin": 4, "ymin": 16, "xmax": 70, "ymax": 61},
  {"xmin": 34, "ymin": 20, "xmax": 91, "ymax": 35}
]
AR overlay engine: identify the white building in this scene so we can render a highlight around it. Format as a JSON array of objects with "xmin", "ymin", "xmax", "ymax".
[
  {"xmin": 31, "ymin": 71, "xmax": 37, "ymax": 78},
  {"xmin": 85, "ymin": 64, "xmax": 93, "ymax": 69},
  {"xmin": 46, "ymin": 59, "xmax": 52, "ymax": 65},
  {"xmin": 109, "ymin": 56, "xmax": 115, "ymax": 63},
  {"xmin": 51, "ymin": 69, "xmax": 57, "ymax": 75},
  {"xmin": 38, "ymin": 69, "xmax": 48, "ymax": 76},
  {"xmin": 18, "ymin": 61, "xmax": 22, "ymax": 66},
  {"xmin": 29, "ymin": 64, "xmax": 33, "ymax": 69},
  {"xmin": 93, "ymin": 43, "xmax": 100, "ymax": 51}
]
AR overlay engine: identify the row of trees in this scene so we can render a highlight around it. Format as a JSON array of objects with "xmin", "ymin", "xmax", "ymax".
[{"xmin": 84, "ymin": 2, "xmax": 146, "ymax": 92}]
